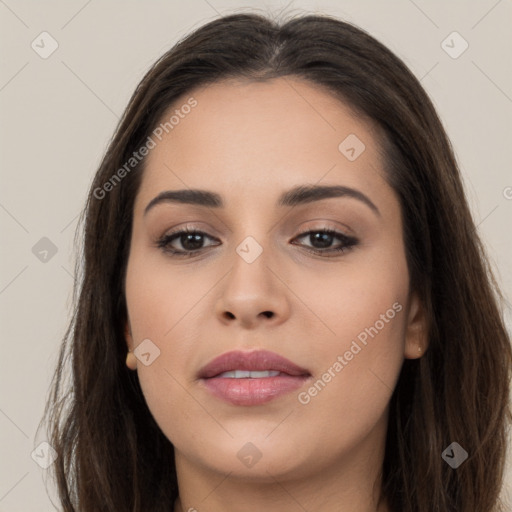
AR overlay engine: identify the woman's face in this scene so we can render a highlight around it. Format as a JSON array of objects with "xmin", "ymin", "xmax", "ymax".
[{"xmin": 124, "ymin": 77, "xmax": 425, "ymax": 482}]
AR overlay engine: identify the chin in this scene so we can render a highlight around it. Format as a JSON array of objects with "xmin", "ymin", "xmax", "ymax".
[{"xmin": 182, "ymin": 435, "xmax": 314, "ymax": 482}]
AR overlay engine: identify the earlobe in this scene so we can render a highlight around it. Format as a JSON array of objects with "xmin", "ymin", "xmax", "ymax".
[
  {"xmin": 126, "ymin": 350, "xmax": 138, "ymax": 371},
  {"xmin": 404, "ymin": 291, "xmax": 428, "ymax": 359},
  {"xmin": 124, "ymin": 321, "xmax": 138, "ymax": 371}
]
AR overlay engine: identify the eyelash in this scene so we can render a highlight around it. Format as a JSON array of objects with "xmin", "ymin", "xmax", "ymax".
[{"xmin": 155, "ymin": 226, "xmax": 358, "ymax": 258}]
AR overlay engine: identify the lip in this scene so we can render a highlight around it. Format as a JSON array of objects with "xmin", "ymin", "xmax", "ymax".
[{"xmin": 198, "ymin": 349, "xmax": 311, "ymax": 406}]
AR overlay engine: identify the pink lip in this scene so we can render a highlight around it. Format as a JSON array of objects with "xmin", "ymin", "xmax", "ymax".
[{"xmin": 198, "ymin": 349, "xmax": 311, "ymax": 406}]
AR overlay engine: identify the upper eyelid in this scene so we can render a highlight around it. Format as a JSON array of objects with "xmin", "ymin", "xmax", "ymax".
[{"xmin": 162, "ymin": 225, "xmax": 351, "ymax": 239}]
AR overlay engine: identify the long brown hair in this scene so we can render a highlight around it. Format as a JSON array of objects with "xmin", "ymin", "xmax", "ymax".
[{"xmin": 39, "ymin": 12, "xmax": 512, "ymax": 512}]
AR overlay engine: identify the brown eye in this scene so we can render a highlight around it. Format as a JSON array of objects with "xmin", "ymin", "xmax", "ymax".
[
  {"xmin": 292, "ymin": 229, "xmax": 358, "ymax": 256},
  {"xmin": 156, "ymin": 227, "xmax": 358, "ymax": 258},
  {"xmin": 157, "ymin": 228, "xmax": 219, "ymax": 256}
]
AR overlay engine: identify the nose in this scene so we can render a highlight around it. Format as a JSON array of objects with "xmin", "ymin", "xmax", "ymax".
[{"xmin": 215, "ymin": 245, "xmax": 291, "ymax": 330}]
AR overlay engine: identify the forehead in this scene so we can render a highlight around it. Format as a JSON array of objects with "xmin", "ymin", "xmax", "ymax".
[{"xmin": 134, "ymin": 77, "xmax": 389, "ymax": 213}]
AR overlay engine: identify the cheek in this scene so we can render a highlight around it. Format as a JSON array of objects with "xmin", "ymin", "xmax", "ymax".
[
  {"xmin": 289, "ymin": 246, "xmax": 409, "ymax": 449},
  {"xmin": 283, "ymin": 239, "xmax": 409, "ymax": 356},
  {"xmin": 124, "ymin": 244, "xmax": 211, "ymax": 342},
  {"xmin": 124, "ymin": 249, "xmax": 224, "ymax": 444}
]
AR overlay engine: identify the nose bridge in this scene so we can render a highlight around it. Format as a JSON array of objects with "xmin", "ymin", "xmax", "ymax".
[
  {"xmin": 219, "ymin": 188, "xmax": 289, "ymax": 278},
  {"xmin": 228, "ymin": 197, "xmax": 276, "ymax": 268},
  {"xmin": 229, "ymin": 230, "xmax": 273, "ymax": 292}
]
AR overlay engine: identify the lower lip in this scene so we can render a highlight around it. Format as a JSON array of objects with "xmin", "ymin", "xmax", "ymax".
[{"xmin": 201, "ymin": 375, "xmax": 310, "ymax": 406}]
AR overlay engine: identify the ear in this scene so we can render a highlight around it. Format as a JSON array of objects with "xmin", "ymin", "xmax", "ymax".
[
  {"xmin": 404, "ymin": 291, "xmax": 428, "ymax": 359},
  {"xmin": 125, "ymin": 320, "xmax": 133, "ymax": 350},
  {"xmin": 125, "ymin": 320, "xmax": 137, "ymax": 370}
]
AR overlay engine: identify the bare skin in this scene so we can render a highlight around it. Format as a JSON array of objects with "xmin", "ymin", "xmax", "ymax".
[{"xmin": 124, "ymin": 77, "xmax": 427, "ymax": 512}]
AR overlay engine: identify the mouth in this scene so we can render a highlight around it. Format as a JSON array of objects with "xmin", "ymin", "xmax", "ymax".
[
  {"xmin": 215, "ymin": 369, "xmax": 284, "ymax": 378},
  {"xmin": 198, "ymin": 349, "xmax": 311, "ymax": 406}
]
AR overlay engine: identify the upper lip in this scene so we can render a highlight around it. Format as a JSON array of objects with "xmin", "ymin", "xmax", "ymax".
[{"xmin": 198, "ymin": 349, "xmax": 311, "ymax": 379}]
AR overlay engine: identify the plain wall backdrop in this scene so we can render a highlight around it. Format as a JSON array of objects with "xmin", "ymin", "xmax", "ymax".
[{"xmin": 0, "ymin": 0, "xmax": 511, "ymax": 510}]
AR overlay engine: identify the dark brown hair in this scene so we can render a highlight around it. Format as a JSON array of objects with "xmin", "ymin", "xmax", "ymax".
[{"xmin": 39, "ymin": 12, "xmax": 512, "ymax": 512}]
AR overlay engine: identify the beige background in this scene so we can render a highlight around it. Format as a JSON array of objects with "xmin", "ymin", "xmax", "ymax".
[{"xmin": 0, "ymin": 0, "xmax": 511, "ymax": 510}]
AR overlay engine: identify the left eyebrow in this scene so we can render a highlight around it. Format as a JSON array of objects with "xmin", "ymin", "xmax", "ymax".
[
  {"xmin": 143, "ymin": 184, "xmax": 380, "ymax": 217},
  {"xmin": 278, "ymin": 184, "xmax": 380, "ymax": 216}
]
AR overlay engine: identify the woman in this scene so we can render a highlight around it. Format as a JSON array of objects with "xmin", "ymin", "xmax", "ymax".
[{"xmin": 40, "ymin": 12, "xmax": 511, "ymax": 512}]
